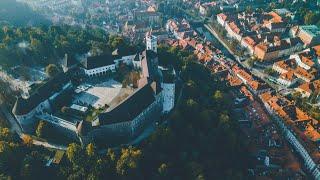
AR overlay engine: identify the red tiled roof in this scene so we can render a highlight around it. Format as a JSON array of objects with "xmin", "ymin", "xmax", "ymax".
[
  {"xmin": 296, "ymin": 79, "xmax": 320, "ymax": 95},
  {"xmin": 299, "ymin": 53, "xmax": 315, "ymax": 67},
  {"xmin": 217, "ymin": 13, "xmax": 227, "ymax": 21},
  {"xmin": 294, "ymin": 67, "xmax": 316, "ymax": 81},
  {"xmin": 313, "ymin": 45, "xmax": 320, "ymax": 57},
  {"xmin": 228, "ymin": 21, "xmax": 241, "ymax": 34},
  {"xmin": 279, "ymin": 71, "xmax": 296, "ymax": 81},
  {"xmin": 243, "ymin": 36, "xmax": 256, "ymax": 47}
]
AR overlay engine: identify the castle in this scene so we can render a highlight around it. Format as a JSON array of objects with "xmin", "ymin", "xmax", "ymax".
[{"xmin": 12, "ymin": 33, "xmax": 175, "ymax": 146}]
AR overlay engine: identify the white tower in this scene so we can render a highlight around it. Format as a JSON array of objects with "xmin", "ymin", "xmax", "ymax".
[
  {"xmin": 161, "ymin": 82, "xmax": 175, "ymax": 113},
  {"xmin": 160, "ymin": 67, "xmax": 176, "ymax": 114},
  {"xmin": 146, "ymin": 31, "xmax": 158, "ymax": 53}
]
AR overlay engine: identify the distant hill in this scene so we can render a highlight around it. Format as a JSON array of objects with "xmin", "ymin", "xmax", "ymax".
[{"xmin": 0, "ymin": 0, "xmax": 50, "ymax": 26}]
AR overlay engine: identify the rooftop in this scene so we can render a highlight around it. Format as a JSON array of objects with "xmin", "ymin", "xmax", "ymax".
[
  {"xmin": 300, "ymin": 25, "xmax": 320, "ymax": 37},
  {"xmin": 13, "ymin": 73, "xmax": 70, "ymax": 116},
  {"xmin": 82, "ymin": 54, "xmax": 115, "ymax": 70},
  {"xmin": 98, "ymin": 82, "xmax": 156, "ymax": 125}
]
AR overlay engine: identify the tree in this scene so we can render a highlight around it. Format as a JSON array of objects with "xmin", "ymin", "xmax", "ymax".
[
  {"xmin": 264, "ymin": 67, "xmax": 276, "ymax": 76},
  {"xmin": 292, "ymin": 91, "xmax": 302, "ymax": 102},
  {"xmin": 184, "ymin": 99, "xmax": 199, "ymax": 114},
  {"xmin": 108, "ymin": 35, "xmax": 127, "ymax": 51},
  {"xmin": 66, "ymin": 143, "xmax": 82, "ymax": 164},
  {"xmin": 107, "ymin": 148, "xmax": 116, "ymax": 162},
  {"xmin": 61, "ymin": 106, "xmax": 68, "ymax": 114},
  {"xmin": 20, "ymin": 151, "xmax": 46, "ymax": 179},
  {"xmin": 45, "ymin": 64, "xmax": 60, "ymax": 78},
  {"xmin": 213, "ymin": 90, "xmax": 223, "ymax": 101},
  {"xmin": 30, "ymin": 38, "xmax": 41, "ymax": 50},
  {"xmin": 158, "ymin": 163, "xmax": 169, "ymax": 177},
  {"xmin": 86, "ymin": 143, "xmax": 96, "ymax": 157},
  {"xmin": 304, "ymin": 11, "xmax": 318, "ymax": 25},
  {"xmin": 116, "ymin": 147, "xmax": 142, "ymax": 177},
  {"xmin": 247, "ymin": 58, "xmax": 256, "ymax": 67},
  {"xmin": 129, "ymin": 71, "xmax": 140, "ymax": 88},
  {"xmin": 0, "ymin": 128, "xmax": 12, "ymax": 142},
  {"xmin": 36, "ymin": 121, "xmax": 46, "ymax": 137},
  {"xmin": 22, "ymin": 135, "xmax": 33, "ymax": 147}
]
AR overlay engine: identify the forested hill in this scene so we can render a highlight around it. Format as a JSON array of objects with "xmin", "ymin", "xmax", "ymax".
[
  {"xmin": 0, "ymin": 0, "xmax": 50, "ymax": 26},
  {"xmin": 0, "ymin": 45, "xmax": 250, "ymax": 179},
  {"xmin": 0, "ymin": 25, "xmax": 140, "ymax": 70}
]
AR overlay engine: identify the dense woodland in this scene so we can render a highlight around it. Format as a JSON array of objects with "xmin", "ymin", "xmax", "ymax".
[
  {"xmin": 0, "ymin": 39, "xmax": 249, "ymax": 179},
  {"xmin": 0, "ymin": 25, "xmax": 139, "ymax": 70}
]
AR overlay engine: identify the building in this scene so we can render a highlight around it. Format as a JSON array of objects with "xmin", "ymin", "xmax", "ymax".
[
  {"xmin": 291, "ymin": 25, "xmax": 320, "ymax": 46},
  {"xmin": 199, "ymin": 2, "xmax": 216, "ymax": 16},
  {"xmin": 263, "ymin": 11, "xmax": 287, "ymax": 33},
  {"xmin": 272, "ymin": 58, "xmax": 296, "ymax": 74},
  {"xmin": 290, "ymin": 51, "xmax": 316, "ymax": 70},
  {"xmin": 241, "ymin": 36, "xmax": 256, "ymax": 54},
  {"xmin": 12, "ymin": 73, "xmax": 72, "ymax": 132},
  {"xmin": 254, "ymin": 38, "xmax": 304, "ymax": 61},
  {"xmin": 225, "ymin": 21, "xmax": 243, "ymax": 41},
  {"xmin": 295, "ymin": 79, "xmax": 320, "ymax": 98},
  {"xmin": 217, "ymin": 13, "xmax": 228, "ymax": 27},
  {"xmin": 166, "ymin": 19, "xmax": 195, "ymax": 40},
  {"xmin": 293, "ymin": 67, "xmax": 316, "ymax": 82},
  {"xmin": 12, "ymin": 33, "xmax": 176, "ymax": 146},
  {"xmin": 146, "ymin": 32, "xmax": 158, "ymax": 53},
  {"xmin": 134, "ymin": 10, "xmax": 162, "ymax": 26},
  {"xmin": 81, "ymin": 54, "xmax": 116, "ymax": 77},
  {"xmin": 277, "ymin": 71, "xmax": 297, "ymax": 87},
  {"xmin": 232, "ymin": 65, "xmax": 254, "ymax": 84}
]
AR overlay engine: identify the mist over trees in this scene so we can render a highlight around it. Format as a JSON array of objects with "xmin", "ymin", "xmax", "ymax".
[{"xmin": 0, "ymin": 0, "xmax": 50, "ymax": 26}]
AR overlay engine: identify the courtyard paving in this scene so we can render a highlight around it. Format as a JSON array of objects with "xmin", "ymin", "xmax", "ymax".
[{"xmin": 73, "ymin": 79, "xmax": 122, "ymax": 109}]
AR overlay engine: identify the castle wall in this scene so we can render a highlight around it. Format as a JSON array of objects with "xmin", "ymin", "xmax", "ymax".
[
  {"xmin": 84, "ymin": 92, "xmax": 163, "ymax": 145},
  {"xmin": 43, "ymin": 119, "xmax": 79, "ymax": 142},
  {"xmin": 15, "ymin": 100, "xmax": 51, "ymax": 133},
  {"xmin": 14, "ymin": 83, "xmax": 73, "ymax": 133},
  {"xmin": 114, "ymin": 55, "xmax": 136, "ymax": 66}
]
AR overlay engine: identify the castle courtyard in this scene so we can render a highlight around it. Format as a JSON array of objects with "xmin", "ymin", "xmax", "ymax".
[{"xmin": 73, "ymin": 79, "xmax": 123, "ymax": 109}]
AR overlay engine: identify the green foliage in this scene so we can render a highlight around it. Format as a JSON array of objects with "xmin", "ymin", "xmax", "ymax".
[
  {"xmin": 213, "ymin": 90, "xmax": 223, "ymax": 100},
  {"xmin": 0, "ymin": 25, "xmax": 109, "ymax": 69},
  {"xmin": 0, "ymin": 38, "xmax": 249, "ymax": 180},
  {"xmin": 304, "ymin": 11, "xmax": 319, "ymax": 25},
  {"xmin": 86, "ymin": 143, "xmax": 96, "ymax": 157},
  {"xmin": 264, "ymin": 67, "xmax": 277, "ymax": 76},
  {"xmin": 0, "ymin": 122, "xmax": 52, "ymax": 180},
  {"xmin": 36, "ymin": 121, "xmax": 45, "ymax": 138},
  {"xmin": 158, "ymin": 163, "xmax": 169, "ymax": 177},
  {"xmin": 246, "ymin": 56, "xmax": 258, "ymax": 67},
  {"xmin": 45, "ymin": 64, "xmax": 60, "ymax": 78},
  {"xmin": 116, "ymin": 147, "xmax": 142, "ymax": 177},
  {"xmin": 66, "ymin": 143, "xmax": 82, "ymax": 164}
]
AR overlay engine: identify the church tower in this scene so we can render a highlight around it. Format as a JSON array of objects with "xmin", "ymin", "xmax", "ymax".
[{"xmin": 146, "ymin": 31, "xmax": 158, "ymax": 53}]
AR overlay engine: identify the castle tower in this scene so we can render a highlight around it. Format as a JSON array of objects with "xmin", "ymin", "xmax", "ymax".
[
  {"xmin": 160, "ymin": 67, "xmax": 176, "ymax": 114},
  {"xmin": 146, "ymin": 31, "xmax": 158, "ymax": 53}
]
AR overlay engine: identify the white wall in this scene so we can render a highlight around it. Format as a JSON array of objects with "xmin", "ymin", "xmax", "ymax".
[
  {"xmin": 290, "ymin": 54, "xmax": 312, "ymax": 70},
  {"xmin": 161, "ymin": 83, "xmax": 175, "ymax": 113},
  {"xmin": 84, "ymin": 64, "xmax": 116, "ymax": 76}
]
